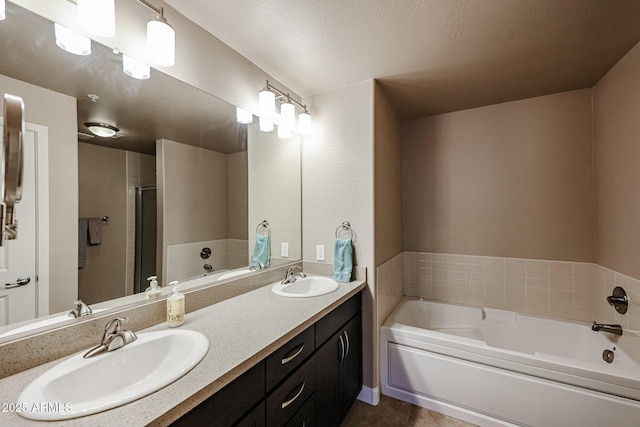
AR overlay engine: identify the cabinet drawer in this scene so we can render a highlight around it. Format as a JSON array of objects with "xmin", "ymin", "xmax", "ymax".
[
  {"xmin": 237, "ymin": 401, "xmax": 266, "ymax": 427},
  {"xmin": 266, "ymin": 355, "xmax": 316, "ymax": 427},
  {"xmin": 315, "ymin": 292, "xmax": 361, "ymax": 347},
  {"xmin": 285, "ymin": 394, "xmax": 314, "ymax": 427},
  {"xmin": 171, "ymin": 361, "xmax": 265, "ymax": 427},
  {"xmin": 266, "ymin": 325, "xmax": 315, "ymax": 391}
]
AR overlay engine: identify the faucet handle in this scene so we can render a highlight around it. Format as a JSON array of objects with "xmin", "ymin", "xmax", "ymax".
[{"xmin": 104, "ymin": 317, "xmax": 128, "ymax": 334}]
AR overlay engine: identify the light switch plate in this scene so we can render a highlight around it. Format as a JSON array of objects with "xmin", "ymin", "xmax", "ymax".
[
  {"xmin": 281, "ymin": 242, "xmax": 289, "ymax": 258},
  {"xmin": 316, "ymin": 244, "xmax": 325, "ymax": 261}
]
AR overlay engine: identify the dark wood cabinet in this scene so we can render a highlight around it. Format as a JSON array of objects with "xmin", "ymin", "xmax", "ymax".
[
  {"xmin": 315, "ymin": 312, "xmax": 362, "ymax": 427},
  {"xmin": 171, "ymin": 291, "xmax": 361, "ymax": 427},
  {"xmin": 171, "ymin": 361, "xmax": 265, "ymax": 427}
]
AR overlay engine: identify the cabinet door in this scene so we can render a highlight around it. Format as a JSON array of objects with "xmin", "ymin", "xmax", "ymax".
[
  {"xmin": 341, "ymin": 312, "xmax": 362, "ymax": 414},
  {"xmin": 314, "ymin": 329, "xmax": 343, "ymax": 427}
]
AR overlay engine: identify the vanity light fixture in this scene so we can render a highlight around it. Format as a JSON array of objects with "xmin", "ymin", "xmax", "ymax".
[
  {"xmin": 85, "ymin": 122, "xmax": 120, "ymax": 138},
  {"xmin": 0, "ymin": 0, "xmax": 5, "ymax": 21},
  {"xmin": 259, "ymin": 87, "xmax": 276, "ymax": 120},
  {"xmin": 236, "ymin": 107, "xmax": 253, "ymax": 124},
  {"xmin": 54, "ymin": 23, "xmax": 92, "ymax": 56},
  {"xmin": 137, "ymin": 0, "xmax": 175, "ymax": 67},
  {"xmin": 123, "ymin": 55, "xmax": 151, "ymax": 80},
  {"xmin": 258, "ymin": 81, "xmax": 312, "ymax": 138},
  {"xmin": 78, "ymin": 0, "xmax": 115, "ymax": 38},
  {"xmin": 277, "ymin": 124, "xmax": 291, "ymax": 139},
  {"xmin": 259, "ymin": 117, "xmax": 274, "ymax": 132}
]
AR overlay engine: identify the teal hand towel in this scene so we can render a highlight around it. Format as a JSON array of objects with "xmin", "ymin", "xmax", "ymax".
[
  {"xmin": 333, "ymin": 238, "xmax": 353, "ymax": 282},
  {"xmin": 251, "ymin": 233, "xmax": 270, "ymax": 268}
]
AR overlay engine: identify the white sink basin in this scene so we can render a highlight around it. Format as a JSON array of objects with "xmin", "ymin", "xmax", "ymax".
[
  {"xmin": 271, "ymin": 276, "xmax": 340, "ymax": 298},
  {"xmin": 17, "ymin": 329, "xmax": 209, "ymax": 421}
]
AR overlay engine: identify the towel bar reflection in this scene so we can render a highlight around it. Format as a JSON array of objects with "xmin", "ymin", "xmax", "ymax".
[
  {"xmin": 256, "ymin": 220, "xmax": 270, "ymax": 235},
  {"xmin": 335, "ymin": 221, "xmax": 353, "ymax": 239}
]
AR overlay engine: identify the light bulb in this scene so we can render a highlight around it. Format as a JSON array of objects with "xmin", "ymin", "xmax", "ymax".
[
  {"xmin": 259, "ymin": 89, "xmax": 275, "ymax": 120},
  {"xmin": 54, "ymin": 23, "xmax": 91, "ymax": 56},
  {"xmin": 280, "ymin": 101, "xmax": 296, "ymax": 130},
  {"xmin": 259, "ymin": 117, "xmax": 274, "ymax": 132},
  {"xmin": 147, "ymin": 17, "xmax": 175, "ymax": 67},
  {"xmin": 278, "ymin": 125, "xmax": 291, "ymax": 139},
  {"xmin": 298, "ymin": 112, "xmax": 312, "ymax": 135},
  {"xmin": 236, "ymin": 107, "xmax": 253, "ymax": 124},
  {"xmin": 123, "ymin": 55, "xmax": 151, "ymax": 80},
  {"xmin": 78, "ymin": 0, "xmax": 115, "ymax": 38}
]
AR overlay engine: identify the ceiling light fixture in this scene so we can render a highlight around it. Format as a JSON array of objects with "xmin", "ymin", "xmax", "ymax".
[
  {"xmin": 257, "ymin": 81, "xmax": 311, "ymax": 138},
  {"xmin": 77, "ymin": 0, "xmax": 115, "ymax": 38},
  {"xmin": 137, "ymin": 0, "xmax": 175, "ymax": 67},
  {"xmin": 54, "ymin": 23, "xmax": 91, "ymax": 56},
  {"xmin": 85, "ymin": 122, "xmax": 120, "ymax": 138},
  {"xmin": 123, "ymin": 55, "xmax": 151, "ymax": 79}
]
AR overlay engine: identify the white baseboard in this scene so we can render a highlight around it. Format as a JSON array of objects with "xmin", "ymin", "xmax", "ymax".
[{"xmin": 357, "ymin": 385, "xmax": 380, "ymax": 405}]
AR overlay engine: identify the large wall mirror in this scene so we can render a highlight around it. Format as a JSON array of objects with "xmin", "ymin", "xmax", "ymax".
[{"xmin": 0, "ymin": 2, "xmax": 301, "ymax": 338}]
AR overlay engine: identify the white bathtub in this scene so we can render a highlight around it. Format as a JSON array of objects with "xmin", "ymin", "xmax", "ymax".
[{"xmin": 380, "ymin": 297, "xmax": 640, "ymax": 427}]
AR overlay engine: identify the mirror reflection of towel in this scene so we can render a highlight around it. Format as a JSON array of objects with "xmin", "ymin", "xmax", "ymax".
[
  {"xmin": 251, "ymin": 233, "xmax": 270, "ymax": 268},
  {"xmin": 88, "ymin": 218, "xmax": 102, "ymax": 245}
]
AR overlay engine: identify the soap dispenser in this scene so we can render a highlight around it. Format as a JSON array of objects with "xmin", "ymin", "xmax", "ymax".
[
  {"xmin": 166, "ymin": 281, "xmax": 185, "ymax": 327},
  {"xmin": 145, "ymin": 275, "xmax": 162, "ymax": 299}
]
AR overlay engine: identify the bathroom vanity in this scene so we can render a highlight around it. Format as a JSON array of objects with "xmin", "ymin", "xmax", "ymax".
[
  {"xmin": 172, "ymin": 292, "xmax": 362, "ymax": 426},
  {"xmin": 0, "ymin": 273, "xmax": 366, "ymax": 426}
]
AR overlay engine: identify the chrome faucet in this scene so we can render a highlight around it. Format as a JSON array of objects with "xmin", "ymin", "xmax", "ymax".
[
  {"xmin": 84, "ymin": 317, "xmax": 137, "ymax": 358},
  {"xmin": 591, "ymin": 322, "xmax": 623, "ymax": 336},
  {"xmin": 68, "ymin": 299, "xmax": 92, "ymax": 318},
  {"xmin": 281, "ymin": 266, "xmax": 307, "ymax": 284}
]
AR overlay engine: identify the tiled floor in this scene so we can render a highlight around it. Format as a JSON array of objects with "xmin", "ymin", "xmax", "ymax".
[{"xmin": 341, "ymin": 395, "xmax": 478, "ymax": 427}]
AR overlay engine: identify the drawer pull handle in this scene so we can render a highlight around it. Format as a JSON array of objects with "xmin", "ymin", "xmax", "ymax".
[
  {"xmin": 282, "ymin": 381, "xmax": 305, "ymax": 409},
  {"xmin": 281, "ymin": 343, "xmax": 305, "ymax": 365}
]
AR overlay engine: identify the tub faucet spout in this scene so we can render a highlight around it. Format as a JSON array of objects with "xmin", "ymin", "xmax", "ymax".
[{"xmin": 591, "ymin": 322, "xmax": 623, "ymax": 336}]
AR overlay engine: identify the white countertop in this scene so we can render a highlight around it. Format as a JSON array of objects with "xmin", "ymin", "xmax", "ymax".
[{"xmin": 0, "ymin": 278, "xmax": 366, "ymax": 426}]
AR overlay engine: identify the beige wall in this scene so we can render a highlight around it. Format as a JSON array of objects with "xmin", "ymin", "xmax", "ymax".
[
  {"xmin": 228, "ymin": 151, "xmax": 248, "ymax": 241},
  {"xmin": 157, "ymin": 139, "xmax": 229, "ymax": 284},
  {"xmin": 0, "ymin": 74, "xmax": 77, "ymax": 314},
  {"xmin": 373, "ymin": 83, "xmax": 404, "ymax": 347},
  {"xmin": 374, "ymin": 83, "xmax": 403, "ymax": 265},
  {"xmin": 78, "ymin": 143, "xmax": 127, "ymax": 304},
  {"xmin": 594, "ymin": 41, "xmax": 640, "ymax": 280},
  {"xmin": 302, "ymin": 80, "xmax": 376, "ymax": 395},
  {"xmin": 402, "ymin": 89, "xmax": 594, "ymax": 262},
  {"xmin": 247, "ymin": 125, "xmax": 301, "ymax": 262}
]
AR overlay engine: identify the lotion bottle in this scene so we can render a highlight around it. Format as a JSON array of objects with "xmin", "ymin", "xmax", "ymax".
[
  {"xmin": 145, "ymin": 275, "xmax": 162, "ymax": 299},
  {"xmin": 166, "ymin": 281, "xmax": 185, "ymax": 327}
]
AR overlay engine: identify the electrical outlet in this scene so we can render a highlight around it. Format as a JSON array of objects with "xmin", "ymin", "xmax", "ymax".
[
  {"xmin": 316, "ymin": 244, "xmax": 325, "ymax": 261},
  {"xmin": 281, "ymin": 242, "xmax": 289, "ymax": 258}
]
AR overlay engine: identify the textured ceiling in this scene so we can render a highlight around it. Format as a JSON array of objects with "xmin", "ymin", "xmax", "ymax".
[{"xmin": 165, "ymin": 0, "xmax": 640, "ymax": 120}]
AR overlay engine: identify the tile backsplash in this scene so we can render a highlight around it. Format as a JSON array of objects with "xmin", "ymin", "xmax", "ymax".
[{"xmin": 402, "ymin": 252, "xmax": 640, "ymax": 337}]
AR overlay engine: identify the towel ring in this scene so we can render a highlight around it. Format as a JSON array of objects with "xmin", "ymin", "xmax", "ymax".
[
  {"xmin": 256, "ymin": 220, "xmax": 270, "ymax": 236},
  {"xmin": 335, "ymin": 221, "xmax": 353, "ymax": 239}
]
